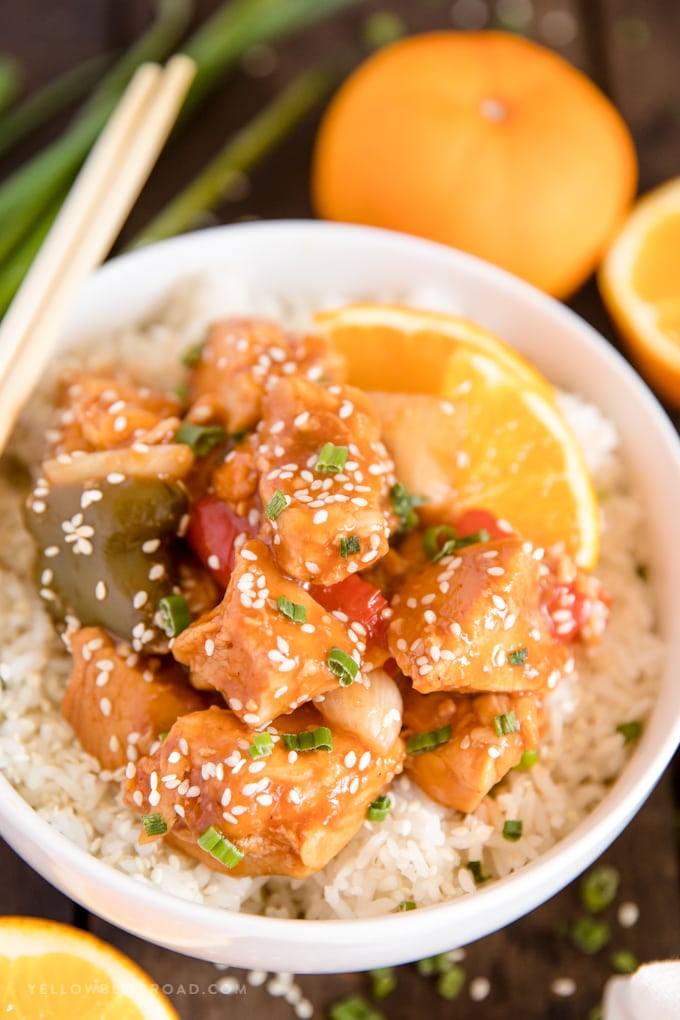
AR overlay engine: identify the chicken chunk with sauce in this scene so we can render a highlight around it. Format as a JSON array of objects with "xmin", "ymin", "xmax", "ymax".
[
  {"xmin": 62, "ymin": 627, "xmax": 212, "ymax": 770},
  {"xmin": 124, "ymin": 704, "xmax": 404, "ymax": 878},
  {"xmin": 171, "ymin": 539, "xmax": 361, "ymax": 727},
  {"xmin": 388, "ymin": 536, "xmax": 569, "ymax": 694},
  {"xmin": 257, "ymin": 376, "xmax": 393, "ymax": 585},
  {"xmin": 187, "ymin": 318, "xmax": 346, "ymax": 435},
  {"xmin": 51, "ymin": 374, "xmax": 181, "ymax": 455},
  {"xmin": 401, "ymin": 684, "xmax": 543, "ymax": 813}
]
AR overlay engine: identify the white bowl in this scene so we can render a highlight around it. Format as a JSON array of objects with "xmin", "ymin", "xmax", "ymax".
[{"xmin": 2, "ymin": 220, "xmax": 680, "ymax": 973}]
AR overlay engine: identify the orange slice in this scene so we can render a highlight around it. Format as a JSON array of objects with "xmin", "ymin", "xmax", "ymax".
[
  {"xmin": 316, "ymin": 303, "xmax": 599, "ymax": 569},
  {"xmin": 0, "ymin": 916, "xmax": 179, "ymax": 1019},
  {"xmin": 313, "ymin": 302, "xmax": 553, "ymax": 398},
  {"xmin": 599, "ymin": 175, "xmax": 680, "ymax": 405}
]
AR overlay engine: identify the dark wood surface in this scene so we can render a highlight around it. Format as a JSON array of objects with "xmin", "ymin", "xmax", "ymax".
[{"xmin": 1, "ymin": 1, "xmax": 679, "ymax": 1017}]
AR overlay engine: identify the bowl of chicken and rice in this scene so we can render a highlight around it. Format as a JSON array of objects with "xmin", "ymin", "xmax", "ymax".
[{"xmin": 0, "ymin": 220, "xmax": 679, "ymax": 973}]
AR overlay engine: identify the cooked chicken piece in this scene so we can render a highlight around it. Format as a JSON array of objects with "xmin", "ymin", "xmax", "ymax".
[
  {"xmin": 124, "ymin": 704, "xmax": 404, "ymax": 878},
  {"xmin": 401, "ymin": 684, "xmax": 543, "ymax": 813},
  {"xmin": 171, "ymin": 539, "xmax": 361, "ymax": 727},
  {"xmin": 62, "ymin": 627, "xmax": 212, "ymax": 770},
  {"xmin": 257, "ymin": 376, "xmax": 393, "ymax": 585},
  {"xmin": 52, "ymin": 374, "xmax": 181, "ymax": 455},
  {"xmin": 388, "ymin": 536, "xmax": 568, "ymax": 694},
  {"xmin": 188, "ymin": 318, "xmax": 346, "ymax": 435},
  {"xmin": 211, "ymin": 431, "xmax": 260, "ymax": 519}
]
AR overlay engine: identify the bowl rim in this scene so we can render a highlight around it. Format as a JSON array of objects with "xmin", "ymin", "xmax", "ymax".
[{"xmin": 2, "ymin": 218, "xmax": 680, "ymax": 970}]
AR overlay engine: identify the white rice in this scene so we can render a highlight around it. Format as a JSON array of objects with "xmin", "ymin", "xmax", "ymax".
[{"xmin": 0, "ymin": 277, "xmax": 664, "ymax": 919}]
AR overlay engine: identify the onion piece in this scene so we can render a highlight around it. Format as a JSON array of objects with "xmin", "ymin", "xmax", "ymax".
[
  {"xmin": 43, "ymin": 442, "xmax": 194, "ymax": 485},
  {"xmin": 317, "ymin": 667, "xmax": 403, "ymax": 755}
]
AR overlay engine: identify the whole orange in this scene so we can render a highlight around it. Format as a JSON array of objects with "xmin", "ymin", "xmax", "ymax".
[{"xmin": 311, "ymin": 31, "xmax": 638, "ymax": 299}]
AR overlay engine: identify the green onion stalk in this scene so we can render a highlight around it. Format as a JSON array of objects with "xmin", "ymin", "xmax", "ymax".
[
  {"xmin": 129, "ymin": 66, "xmax": 333, "ymax": 248},
  {"xmin": 0, "ymin": 0, "xmax": 359, "ymax": 312},
  {"xmin": 0, "ymin": 0, "xmax": 192, "ymax": 265},
  {"xmin": 0, "ymin": 53, "xmax": 113, "ymax": 159},
  {"xmin": 0, "ymin": 57, "xmax": 22, "ymax": 113}
]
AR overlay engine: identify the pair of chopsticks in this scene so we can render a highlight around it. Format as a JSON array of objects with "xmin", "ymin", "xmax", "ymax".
[{"xmin": 0, "ymin": 55, "xmax": 196, "ymax": 454}]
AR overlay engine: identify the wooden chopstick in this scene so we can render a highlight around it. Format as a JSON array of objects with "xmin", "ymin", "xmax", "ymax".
[{"xmin": 0, "ymin": 54, "xmax": 196, "ymax": 454}]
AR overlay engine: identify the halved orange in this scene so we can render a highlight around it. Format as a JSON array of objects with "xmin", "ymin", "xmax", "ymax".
[
  {"xmin": 0, "ymin": 916, "xmax": 179, "ymax": 1019},
  {"xmin": 317, "ymin": 303, "xmax": 599, "ymax": 569},
  {"xmin": 599, "ymin": 175, "xmax": 680, "ymax": 405}
]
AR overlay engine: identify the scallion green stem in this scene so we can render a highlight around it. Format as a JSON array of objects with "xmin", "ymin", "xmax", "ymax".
[
  {"xmin": 0, "ymin": 196, "xmax": 63, "ymax": 318},
  {"xmin": 0, "ymin": 53, "xmax": 113, "ymax": 159},
  {"xmin": 129, "ymin": 66, "xmax": 333, "ymax": 248},
  {"xmin": 0, "ymin": 0, "xmax": 191, "ymax": 265},
  {"xmin": 179, "ymin": 0, "xmax": 359, "ymax": 122},
  {"xmin": 0, "ymin": 57, "xmax": 22, "ymax": 114}
]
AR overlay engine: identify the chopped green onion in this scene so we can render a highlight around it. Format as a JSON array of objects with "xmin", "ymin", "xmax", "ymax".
[
  {"xmin": 173, "ymin": 382, "xmax": 189, "ymax": 406},
  {"xmin": 389, "ymin": 482, "xmax": 426, "ymax": 534},
  {"xmin": 588, "ymin": 1009, "xmax": 604, "ymax": 1020},
  {"xmin": 277, "ymin": 594, "xmax": 307, "ymax": 623},
  {"xmin": 406, "ymin": 725, "xmax": 451, "ymax": 755},
  {"xmin": 370, "ymin": 967, "xmax": 396, "ymax": 999},
  {"xmin": 327, "ymin": 647, "xmax": 358, "ymax": 686},
  {"xmin": 282, "ymin": 726, "xmax": 333, "ymax": 752},
  {"xmin": 514, "ymin": 749, "xmax": 538, "ymax": 770},
  {"xmin": 616, "ymin": 720, "xmax": 642, "ymax": 743},
  {"xmin": 397, "ymin": 900, "xmax": 416, "ymax": 912},
  {"xmin": 265, "ymin": 488, "xmax": 288, "ymax": 521},
  {"xmin": 432, "ymin": 528, "xmax": 491, "ymax": 562},
  {"xmin": 181, "ymin": 340, "xmax": 205, "ymax": 367},
  {"xmin": 329, "ymin": 995, "xmax": 384, "ymax": 1020},
  {"xmin": 610, "ymin": 950, "xmax": 638, "ymax": 974},
  {"xmin": 158, "ymin": 594, "xmax": 192, "ymax": 638},
  {"xmin": 416, "ymin": 953, "xmax": 456, "ymax": 977},
  {"xmin": 436, "ymin": 965, "xmax": 465, "ymax": 1001},
  {"xmin": 507, "ymin": 647, "xmax": 528, "ymax": 666},
  {"xmin": 466, "ymin": 861, "xmax": 491, "ymax": 884},
  {"xmin": 340, "ymin": 534, "xmax": 361, "ymax": 557},
  {"xmin": 248, "ymin": 732, "xmax": 274, "ymax": 759},
  {"xmin": 362, "ymin": 10, "xmax": 406, "ymax": 50},
  {"xmin": 315, "ymin": 441, "xmax": 348, "ymax": 473},
  {"xmin": 580, "ymin": 865, "xmax": 620, "ymax": 913},
  {"xmin": 422, "ymin": 524, "xmax": 457, "ymax": 559},
  {"xmin": 502, "ymin": 819, "xmax": 523, "ymax": 842},
  {"xmin": 197, "ymin": 826, "xmax": 244, "ymax": 869},
  {"xmin": 366, "ymin": 794, "xmax": 392, "ymax": 821},
  {"xmin": 142, "ymin": 813, "xmax": 168, "ymax": 836},
  {"xmin": 570, "ymin": 917, "xmax": 611, "ymax": 955},
  {"xmin": 493, "ymin": 710, "xmax": 519, "ymax": 737},
  {"xmin": 157, "ymin": 730, "xmax": 169, "ymax": 742},
  {"xmin": 175, "ymin": 421, "xmax": 227, "ymax": 457}
]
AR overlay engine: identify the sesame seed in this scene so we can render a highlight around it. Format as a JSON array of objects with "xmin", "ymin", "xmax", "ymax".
[
  {"xmin": 424, "ymin": 609, "xmax": 436, "ymax": 625},
  {"xmin": 133, "ymin": 591, "xmax": 148, "ymax": 609},
  {"xmin": 256, "ymin": 794, "xmax": 273, "ymax": 807},
  {"xmin": 469, "ymin": 977, "xmax": 490, "ymax": 1002},
  {"xmin": 205, "ymin": 638, "xmax": 215, "ymax": 657},
  {"xmin": 344, "ymin": 751, "xmax": 357, "ymax": 768},
  {"xmin": 488, "ymin": 746, "xmax": 501, "ymax": 759},
  {"xmin": 617, "ymin": 901, "xmax": 640, "ymax": 928},
  {"xmin": 313, "ymin": 509, "xmax": 328, "ymax": 525},
  {"xmin": 44, "ymin": 546, "xmax": 60, "ymax": 558},
  {"xmin": 349, "ymin": 776, "xmax": 360, "ymax": 795},
  {"xmin": 106, "ymin": 472, "xmax": 125, "ymax": 484},
  {"xmin": 99, "ymin": 697, "xmax": 111, "ymax": 717},
  {"xmin": 288, "ymin": 751, "xmax": 298, "ymax": 764},
  {"xmin": 132, "ymin": 790, "xmax": 143, "ymax": 807},
  {"xmin": 305, "ymin": 561, "xmax": 319, "ymax": 574},
  {"xmin": 148, "ymin": 790, "xmax": 161, "ymax": 807},
  {"xmin": 358, "ymin": 751, "xmax": 371, "ymax": 771},
  {"xmin": 294, "ymin": 411, "xmax": 309, "ymax": 427},
  {"xmin": 31, "ymin": 500, "xmax": 46, "ymax": 514},
  {"xmin": 148, "ymin": 564, "xmax": 165, "ymax": 581},
  {"xmin": 243, "ymin": 713, "xmax": 260, "ymax": 725},
  {"xmin": 241, "ymin": 548, "xmax": 258, "ymax": 561},
  {"xmin": 230, "ymin": 699, "xmax": 243, "ymax": 711},
  {"xmin": 208, "ymin": 554, "xmax": 221, "ymax": 570},
  {"xmin": 551, "ymin": 978, "xmax": 576, "ymax": 998},
  {"xmin": 249, "ymin": 760, "xmax": 268, "ymax": 774},
  {"xmin": 488, "ymin": 566, "xmax": 505, "ymax": 576}
]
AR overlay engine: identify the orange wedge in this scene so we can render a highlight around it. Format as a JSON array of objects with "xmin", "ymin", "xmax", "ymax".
[
  {"xmin": 317, "ymin": 303, "xmax": 599, "ymax": 569},
  {"xmin": 313, "ymin": 302, "xmax": 553, "ymax": 398},
  {"xmin": 599, "ymin": 176, "xmax": 680, "ymax": 405},
  {"xmin": 0, "ymin": 916, "xmax": 179, "ymax": 1019}
]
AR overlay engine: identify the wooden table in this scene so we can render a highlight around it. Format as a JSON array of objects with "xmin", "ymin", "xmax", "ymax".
[{"xmin": 1, "ymin": 1, "xmax": 679, "ymax": 1016}]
